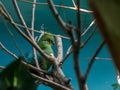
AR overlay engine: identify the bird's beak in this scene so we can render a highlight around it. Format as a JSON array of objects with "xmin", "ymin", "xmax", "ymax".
[{"xmin": 50, "ymin": 53, "xmax": 54, "ymax": 57}]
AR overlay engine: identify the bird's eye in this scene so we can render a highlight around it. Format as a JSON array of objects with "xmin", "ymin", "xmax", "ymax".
[
  {"xmin": 47, "ymin": 39, "xmax": 54, "ymax": 45},
  {"xmin": 47, "ymin": 39, "xmax": 51, "ymax": 44}
]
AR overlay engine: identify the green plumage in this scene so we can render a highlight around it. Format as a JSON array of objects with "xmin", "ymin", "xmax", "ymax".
[{"xmin": 26, "ymin": 33, "xmax": 54, "ymax": 70}]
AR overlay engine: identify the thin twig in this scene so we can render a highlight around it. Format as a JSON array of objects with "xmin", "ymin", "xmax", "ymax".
[
  {"xmin": 71, "ymin": 0, "xmax": 77, "ymax": 9},
  {"xmin": 95, "ymin": 57, "xmax": 112, "ymax": 60},
  {"xmin": 81, "ymin": 19, "xmax": 96, "ymax": 37},
  {"xmin": 0, "ymin": 65, "xmax": 5, "ymax": 70},
  {"xmin": 19, "ymin": 0, "xmax": 93, "ymax": 13},
  {"xmin": 62, "ymin": 25, "xmax": 96, "ymax": 65},
  {"xmin": 33, "ymin": 37, "xmax": 41, "ymax": 69},
  {"xmin": 0, "ymin": 42, "xmax": 18, "ymax": 59},
  {"xmin": 0, "ymin": 2, "xmax": 13, "ymax": 21},
  {"xmin": 12, "ymin": 0, "xmax": 33, "ymax": 39},
  {"xmin": 11, "ymin": 22, "xmax": 70, "ymax": 39},
  {"xmin": 5, "ymin": 19, "xmax": 95, "ymax": 41},
  {"xmin": 81, "ymin": 26, "xmax": 97, "ymax": 48},
  {"xmin": 62, "ymin": 23, "xmax": 96, "ymax": 63},
  {"xmin": 62, "ymin": 45, "xmax": 72, "ymax": 64},
  {"xmin": 2, "ymin": 17, "xmax": 25, "ymax": 58},
  {"xmin": 84, "ymin": 41, "xmax": 105, "ymax": 81},
  {"xmin": 22, "ymin": 61, "xmax": 50, "ymax": 74},
  {"xmin": 31, "ymin": 73, "xmax": 72, "ymax": 90},
  {"xmin": 31, "ymin": 0, "xmax": 40, "ymax": 69},
  {"xmin": 0, "ymin": 1, "xmax": 93, "ymax": 41},
  {"xmin": 31, "ymin": 0, "xmax": 36, "ymax": 36},
  {"xmin": 0, "ymin": 3, "xmax": 9, "ymax": 19},
  {"xmin": 48, "ymin": 0, "xmax": 69, "ymax": 33}
]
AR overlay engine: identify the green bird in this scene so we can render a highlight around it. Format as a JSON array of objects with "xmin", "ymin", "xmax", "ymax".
[{"xmin": 25, "ymin": 33, "xmax": 55, "ymax": 70}]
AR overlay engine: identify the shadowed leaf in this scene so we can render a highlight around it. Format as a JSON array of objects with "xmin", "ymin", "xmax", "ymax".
[{"xmin": 0, "ymin": 60, "xmax": 37, "ymax": 90}]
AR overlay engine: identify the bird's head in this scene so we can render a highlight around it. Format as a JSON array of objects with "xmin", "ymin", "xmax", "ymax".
[{"xmin": 38, "ymin": 33, "xmax": 55, "ymax": 49}]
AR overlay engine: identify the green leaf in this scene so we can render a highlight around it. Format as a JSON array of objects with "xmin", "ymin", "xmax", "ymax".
[
  {"xmin": 89, "ymin": 0, "xmax": 120, "ymax": 71},
  {"xmin": 112, "ymin": 83, "xmax": 119, "ymax": 90},
  {"xmin": 0, "ymin": 60, "xmax": 37, "ymax": 90}
]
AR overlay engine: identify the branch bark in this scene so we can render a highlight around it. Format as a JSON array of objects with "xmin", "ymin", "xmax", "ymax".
[
  {"xmin": 0, "ymin": 42, "xmax": 18, "ymax": 59},
  {"xmin": 47, "ymin": 0, "xmax": 69, "ymax": 33},
  {"xmin": 56, "ymin": 35, "xmax": 63, "ymax": 63}
]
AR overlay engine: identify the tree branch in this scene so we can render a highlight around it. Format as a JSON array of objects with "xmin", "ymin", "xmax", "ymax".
[
  {"xmin": 0, "ymin": 42, "xmax": 18, "ymax": 59},
  {"xmin": 56, "ymin": 35, "xmax": 63, "ymax": 63},
  {"xmin": 2, "ymin": 17, "xmax": 26, "ymax": 58},
  {"xmin": 12, "ymin": 0, "xmax": 32, "ymax": 39},
  {"xmin": 33, "ymin": 37, "xmax": 41, "ymax": 69},
  {"xmin": 62, "ymin": 25, "xmax": 97, "ymax": 63},
  {"xmin": 19, "ymin": 0, "xmax": 93, "ymax": 13},
  {"xmin": 0, "ymin": 65, "xmax": 5, "ymax": 70},
  {"xmin": 31, "ymin": 73, "xmax": 72, "ymax": 90},
  {"xmin": 81, "ymin": 19, "xmax": 96, "ymax": 37},
  {"xmin": 47, "ymin": 0, "xmax": 69, "ymax": 33},
  {"xmin": 30, "ymin": 0, "xmax": 41, "ymax": 69},
  {"xmin": 31, "ymin": 0, "xmax": 36, "ymax": 37},
  {"xmin": 84, "ymin": 40, "xmax": 105, "ymax": 81},
  {"xmin": 81, "ymin": 26, "xmax": 97, "ymax": 48}
]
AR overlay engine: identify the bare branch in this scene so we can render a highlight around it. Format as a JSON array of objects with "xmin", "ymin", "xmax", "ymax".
[
  {"xmin": 31, "ymin": 73, "xmax": 72, "ymax": 90},
  {"xmin": 0, "ymin": 65, "xmax": 5, "ymax": 70},
  {"xmin": 62, "ymin": 45, "xmax": 72, "ymax": 64},
  {"xmin": 9, "ymin": 22, "xmax": 70, "ymax": 40},
  {"xmin": 81, "ymin": 19, "xmax": 96, "ymax": 37},
  {"xmin": 22, "ymin": 61, "xmax": 50, "ymax": 74},
  {"xmin": 0, "ymin": 2, "xmax": 13, "ymax": 21},
  {"xmin": 56, "ymin": 35, "xmax": 63, "ymax": 63},
  {"xmin": 31, "ymin": 0, "xmax": 36, "ymax": 37},
  {"xmin": 12, "ymin": 0, "xmax": 32, "ymax": 39},
  {"xmin": 30, "ymin": 0, "xmax": 41, "ymax": 69},
  {"xmin": 52, "ymin": 60, "xmax": 73, "ymax": 89},
  {"xmin": 63, "ymin": 25, "xmax": 97, "ymax": 63},
  {"xmin": 0, "ymin": 42, "xmax": 18, "ymax": 59},
  {"xmin": 76, "ymin": 0, "xmax": 81, "ymax": 44},
  {"xmin": 2, "ymin": 17, "xmax": 26, "ymax": 58},
  {"xmin": 33, "ymin": 37, "xmax": 41, "ymax": 69},
  {"xmin": 84, "ymin": 41, "xmax": 105, "ymax": 81},
  {"xmin": 71, "ymin": 0, "xmax": 77, "ymax": 9},
  {"xmin": 81, "ymin": 26, "xmax": 97, "ymax": 48},
  {"xmin": 95, "ymin": 57, "xmax": 112, "ymax": 60},
  {"xmin": 48, "ymin": 0, "xmax": 69, "ymax": 33},
  {"xmin": 19, "ymin": 0, "xmax": 93, "ymax": 13}
]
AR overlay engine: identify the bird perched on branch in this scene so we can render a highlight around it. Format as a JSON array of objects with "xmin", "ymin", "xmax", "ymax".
[{"xmin": 25, "ymin": 33, "xmax": 55, "ymax": 71}]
